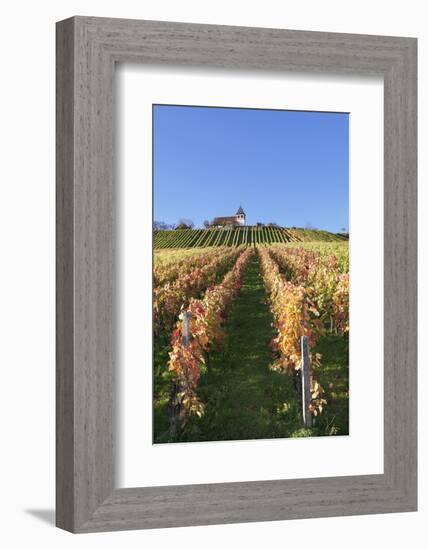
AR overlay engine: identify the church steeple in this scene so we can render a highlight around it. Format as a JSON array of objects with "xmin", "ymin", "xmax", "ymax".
[{"xmin": 236, "ymin": 205, "xmax": 246, "ymax": 225}]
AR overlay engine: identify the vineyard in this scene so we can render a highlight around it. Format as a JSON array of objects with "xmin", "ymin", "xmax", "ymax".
[
  {"xmin": 154, "ymin": 225, "xmax": 347, "ymax": 249},
  {"xmin": 153, "ymin": 242, "xmax": 349, "ymax": 443}
]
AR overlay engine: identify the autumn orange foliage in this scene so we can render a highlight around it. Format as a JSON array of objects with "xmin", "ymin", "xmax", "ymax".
[
  {"xmin": 258, "ymin": 247, "xmax": 327, "ymax": 416},
  {"xmin": 270, "ymin": 246, "xmax": 349, "ymax": 335},
  {"xmin": 154, "ymin": 247, "xmax": 241, "ymax": 337},
  {"xmin": 168, "ymin": 248, "xmax": 254, "ymax": 419}
]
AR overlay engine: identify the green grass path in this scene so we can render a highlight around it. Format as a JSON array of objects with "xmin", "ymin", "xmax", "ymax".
[{"xmin": 178, "ymin": 253, "xmax": 303, "ymax": 442}]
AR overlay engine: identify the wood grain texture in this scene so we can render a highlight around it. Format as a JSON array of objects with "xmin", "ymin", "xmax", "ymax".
[
  {"xmin": 56, "ymin": 17, "xmax": 75, "ymax": 532},
  {"xmin": 56, "ymin": 16, "xmax": 417, "ymax": 533}
]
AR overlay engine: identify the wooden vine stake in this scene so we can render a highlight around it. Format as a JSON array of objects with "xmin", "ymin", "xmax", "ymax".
[
  {"xmin": 169, "ymin": 310, "xmax": 192, "ymax": 440},
  {"xmin": 300, "ymin": 292, "xmax": 312, "ymax": 427},
  {"xmin": 300, "ymin": 335, "xmax": 312, "ymax": 428},
  {"xmin": 181, "ymin": 311, "xmax": 192, "ymax": 347}
]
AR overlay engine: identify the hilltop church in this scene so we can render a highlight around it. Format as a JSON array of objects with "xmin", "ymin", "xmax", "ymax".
[{"xmin": 212, "ymin": 206, "xmax": 246, "ymax": 227}]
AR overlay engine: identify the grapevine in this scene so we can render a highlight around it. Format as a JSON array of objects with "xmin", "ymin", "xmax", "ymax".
[
  {"xmin": 167, "ymin": 248, "xmax": 254, "ymax": 423},
  {"xmin": 270, "ymin": 245, "xmax": 349, "ymax": 335},
  {"xmin": 258, "ymin": 247, "xmax": 327, "ymax": 416}
]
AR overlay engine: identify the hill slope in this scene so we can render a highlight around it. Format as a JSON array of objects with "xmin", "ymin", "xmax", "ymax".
[{"xmin": 154, "ymin": 226, "xmax": 347, "ymax": 249}]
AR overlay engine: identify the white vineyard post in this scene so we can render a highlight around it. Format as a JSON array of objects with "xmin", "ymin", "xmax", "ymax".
[
  {"xmin": 181, "ymin": 311, "xmax": 192, "ymax": 347},
  {"xmin": 300, "ymin": 335, "xmax": 312, "ymax": 428}
]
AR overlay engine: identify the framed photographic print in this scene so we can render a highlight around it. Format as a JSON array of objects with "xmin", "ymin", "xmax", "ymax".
[{"xmin": 56, "ymin": 16, "xmax": 417, "ymax": 532}]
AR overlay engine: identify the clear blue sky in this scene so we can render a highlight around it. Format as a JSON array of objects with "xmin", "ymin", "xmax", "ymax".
[{"xmin": 153, "ymin": 105, "xmax": 349, "ymax": 233}]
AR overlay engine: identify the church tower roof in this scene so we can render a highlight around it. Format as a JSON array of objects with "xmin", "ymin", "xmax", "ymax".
[{"xmin": 236, "ymin": 205, "xmax": 245, "ymax": 215}]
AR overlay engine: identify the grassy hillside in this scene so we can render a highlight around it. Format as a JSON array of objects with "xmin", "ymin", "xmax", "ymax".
[{"xmin": 154, "ymin": 225, "xmax": 347, "ymax": 249}]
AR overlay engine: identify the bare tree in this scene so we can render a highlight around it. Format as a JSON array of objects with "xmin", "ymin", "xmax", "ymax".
[
  {"xmin": 176, "ymin": 218, "xmax": 194, "ymax": 229},
  {"xmin": 153, "ymin": 220, "xmax": 171, "ymax": 231}
]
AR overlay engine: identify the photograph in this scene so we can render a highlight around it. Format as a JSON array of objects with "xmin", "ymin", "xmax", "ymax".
[{"xmin": 153, "ymin": 104, "xmax": 350, "ymax": 443}]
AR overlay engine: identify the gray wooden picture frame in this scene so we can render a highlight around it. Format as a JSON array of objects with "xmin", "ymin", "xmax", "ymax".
[{"xmin": 56, "ymin": 16, "xmax": 417, "ymax": 533}]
